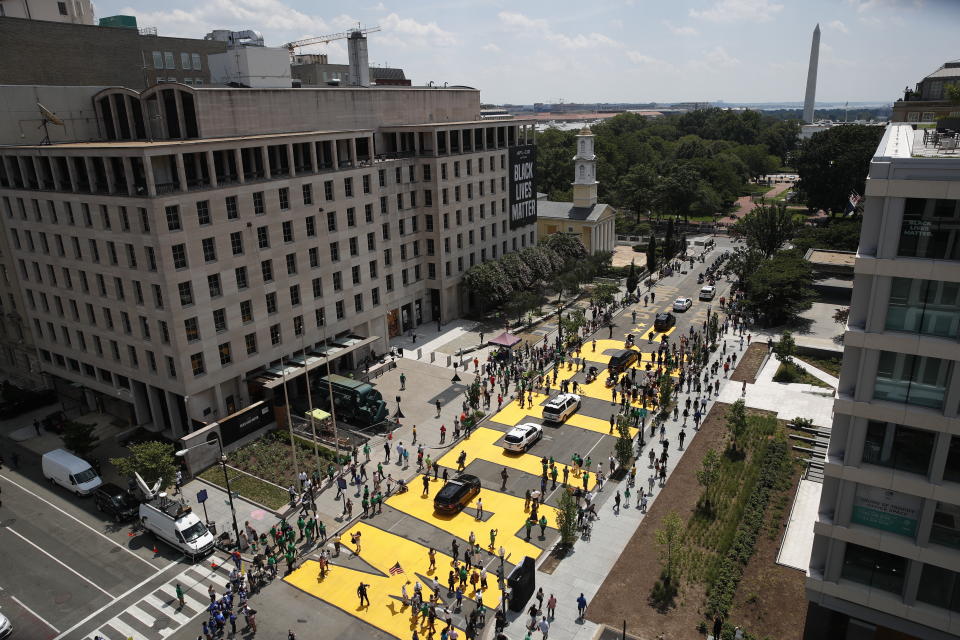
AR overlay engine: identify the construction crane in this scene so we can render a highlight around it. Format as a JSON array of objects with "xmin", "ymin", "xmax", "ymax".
[{"xmin": 282, "ymin": 26, "xmax": 381, "ymax": 58}]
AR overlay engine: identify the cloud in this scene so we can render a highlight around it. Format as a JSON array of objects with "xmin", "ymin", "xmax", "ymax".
[
  {"xmin": 497, "ymin": 11, "xmax": 621, "ymax": 49},
  {"xmin": 379, "ymin": 12, "xmax": 456, "ymax": 47},
  {"xmin": 609, "ymin": 18, "xmax": 624, "ymax": 29},
  {"xmin": 703, "ymin": 45, "xmax": 740, "ymax": 67},
  {"xmin": 663, "ymin": 20, "xmax": 699, "ymax": 36},
  {"xmin": 827, "ymin": 19, "xmax": 849, "ymax": 33},
  {"xmin": 369, "ymin": 1, "xmax": 387, "ymax": 10},
  {"xmin": 689, "ymin": 0, "xmax": 784, "ymax": 23},
  {"xmin": 626, "ymin": 51, "xmax": 667, "ymax": 66},
  {"xmin": 481, "ymin": 43, "xmax": 501, "ymax": 53}
]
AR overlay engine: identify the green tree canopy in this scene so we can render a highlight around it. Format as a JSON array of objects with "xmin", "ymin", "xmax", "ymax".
[
  {"xmin": 655, "ymin": 511, "xmax": 685, "ymax": 581},
  {"xmin": 774, "ymin": 330, "xmax": 797, "ymax": 365},
  {"xmin": 540, "ymin": 232, "xmax": 588, "ymax": 263},
  {"xmin": 463, "ymin": 261, "xmax": 513, "ymax": 309},
  {"xmin": 793, "ymin": 124, "xmax": 885, "ymax": 212},
  {"xmin": 733, "ymin": 201, "xmax": 797, "ymax": 258},
  {"xmin": 743, "ymin": 250, "xmax": 816, "ymax": 326},
  {"xmin": 62, "ymin": 421, "xmax": 99, "ymax": 460},
  {"xmin": 725, "ymin": 399, "xmax": 748, "ymax": 452},
  {"xmin": 626, "ymin": 261, "xmax": 639, "ymax": 294},
  {"xmin": 111, "ymin": 440, "xmax": 177, "ymax": 488}
]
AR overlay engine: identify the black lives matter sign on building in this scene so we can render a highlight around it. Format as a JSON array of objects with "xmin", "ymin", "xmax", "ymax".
[{"xmin": 509, "ymin": 144, "xmax": 537, "ymax": 229}]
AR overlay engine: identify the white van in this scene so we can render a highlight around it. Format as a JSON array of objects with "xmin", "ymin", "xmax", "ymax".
[
  {"xmin": 139, "ymin": 494, "xmax": 215, "ymax": 560},
  {"xmin": 41, "ymin": 448, "xmax": 103, "ymax": 496}
]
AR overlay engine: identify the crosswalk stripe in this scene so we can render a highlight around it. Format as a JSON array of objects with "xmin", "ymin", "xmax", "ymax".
[
  {"xmin": 124, "ymin": 603, "xmax": 155, "ymax": 627},
  {"xmin": 143, "ymin": 594, "xmax": 195, "ymax": 626},
  {"xmin": 100, "ymin": 617, "xmax": 141, "ymax": 640}
]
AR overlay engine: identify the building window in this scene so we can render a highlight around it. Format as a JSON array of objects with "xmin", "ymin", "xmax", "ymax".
[
  {"xmin": 302, "ymin": 184, "xmax": 313, "ymax": 205},
  {"xmin": 172, "ymin": 244, "xmax": 188, "ymax": 269},
  {"xmin": 181, "ymin": 52, "xmax": 191, "ymax": 70},
  {"xmin": 208, "ymin": 274, "xmax": 222, "ymax": 298},
  {"xmin": 241, "ymin": 300, "xmax": 253, "ymax": 323},
  {"xmin": 164, "ymin": 52, "xmax": 175, "ymax": 70},
  {"xmin": 165, "ymin": 205, "xmax": 181, "ymax": 230},
  {"xmin": 282, "ymin": 220, "xmax": 293, "ymax": 243},
  {"xmin": 201, "ymin": 237, "xmax": 217, "ymax": 263},
  {"xmin": 230, "ymin": 231, "xmax": 243, "ymax": 255},
  {"xmin": 289, "ymin": 284, "xmax": 301, "ymax": 306},
  {"xmin": 930, "ymin": 502, "xmax": 960, "ymax": 550},
  {"xmin": 191, "ymin": 352, "xmax": 205, "ymax": 376},
  {"xmin": 192, "ymin": 53, "xmax": 202, "ymax": 70},
  {"xmin": 324, "ymin": 180, "xmax": 334, "ymax": 201},
  {"xmin": 346, "ymin": 208, "xmax": 356, "ymax": 227},
  {"xmin": 253, "ymin": 192, "xmax": 265, "ymax": 215},
  {"xmin": 899, "ymin": 198, "xmax": 960, "ymax": 260},
  {"xmin": 332, "ymin": 272, "xmax": 342, "ymax": 292},
  {"xmin": 916, "ymin": 564, "xmax": 960, "ymax": 612},
  {"xmin": 279, "ymin": 187, "xmax": 290, "ymax": 211},
  {"xmin": 840, "ymin": 543, "xmax": 906, "ymax": 595},
  {"xmin": 344, "ymin": 177, "xmax": 353, "ymax": 198},
  {"xmin": 219, "ymin": 342, "xmax": 232, "ymax": 366},
  {"xmin": 270, "ymin": 324, "xmax": 281, "ymax": 345},
  {"xmin": 226, "ymin": 196, "xmax": 238, "ymax": 219},
  {"xmin": 184, "ymin": 317, "xmax": 200, "ymax": 342},
  {"xmin": 886, "ymin": 277, "xmax": 960, "ymax": 339},
  {"xmin": 362, "ymin": 174, "xmax": 371, "ymax": 194},
  {"xmin": 874, "ymin": 351, "xmax": 950, "ymax": 409},
  {"xmin": 213, "ymin": 308, "xmax": 227, "ymax": 333},
  {"xmin": 152, "ymin": 51, "xmax": 164, "ymax": 69},
  {"xmin": 306, "ymin": 216, "xmax": 316, "ymax": 237},
  {"xmin": 330, "ymin": 242, "xmax": 340, "ymax": 262},
  {"xmin": 257, "ymin": 226, "xmax": 269, "ymax": 249},
  {"xmin": 335, "ymin": 300, "xmax": 345, "ymax": 320},
  {"xmin": 327, "ymin": 211, "xmax": 337, "ymax": 232},
  {"xmin": 354, "ymin": 294, "xmax": 363, "ymax": 313},
  {"xmin": 265, "ymin": 292, "xmax": 277, "ymax": 314},
  {"xmin": 235, "ymin": 266, "xmax": 248, "ymax": 290},
  {"xmin": 261, "ymin": 259, "xmax": 273, "ymax": 283},
  {"xmin": 862, "ymin": 420, "xmax": 935, "ymax": 475}
]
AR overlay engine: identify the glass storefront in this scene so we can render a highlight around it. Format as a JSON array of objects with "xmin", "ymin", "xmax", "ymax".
[
  {"xmin": 898, "ymin": 197, "xmax": 960, "ymax": 260},
  {"xmin": 874, "ymin": 351, "xmax": 950, "ymax": 409},
  {"xmin": 885, "ymin": 277, "xmax": 960, "ymax": 338}
]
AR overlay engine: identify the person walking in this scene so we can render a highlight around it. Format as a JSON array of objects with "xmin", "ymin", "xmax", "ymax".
[
  {"xmin": 436, "ymin": 399, "xmax": 442, "ymax": 417},
  {"xmin": 547, "ymin": 593, "xmax": 557, "ymax": 620},
  {"xmin": 576, "ymin": 593, "xmax": 587, "ymax": 620},
  {"xmin": 400, "ymin": 372, "xmax": 407, "ymax": 390},
  {"xmin": 538, "ymin": 616, "xmax": 550, "ymax": 640},
  {"xmin": 357, "ymin": 582, "xmax": 370, "ymax": 607},
  {"xmin": 175, "ymin": 583, "xmax": 185, "ymax": 608},
  {"xmin": 500, "ymin": 467, "xmax": 509, "ymax": 491}
]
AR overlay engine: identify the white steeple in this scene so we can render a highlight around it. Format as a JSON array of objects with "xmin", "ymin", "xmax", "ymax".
[{"xmin": 572, "ymin": 126, "xmax": 598, "ymax": 208}]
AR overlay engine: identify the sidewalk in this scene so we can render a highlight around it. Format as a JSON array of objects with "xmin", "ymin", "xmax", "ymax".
[{"xmin": 499, "ymin": 322, "xmax": 749, "ymax": 639}]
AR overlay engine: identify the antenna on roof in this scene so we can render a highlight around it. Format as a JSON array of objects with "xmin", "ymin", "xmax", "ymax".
[{"xmin": 37, "ymin": 103, "xmax": 63, "ymax": 145}]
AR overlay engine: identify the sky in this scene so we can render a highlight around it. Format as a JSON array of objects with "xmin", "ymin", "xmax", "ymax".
[{"xmin": 92, "ymin": 0, "xmax": 960, "ymax": 105}]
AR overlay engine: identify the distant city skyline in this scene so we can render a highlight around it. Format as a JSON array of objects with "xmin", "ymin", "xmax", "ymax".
[{"xmin": 92, "ymin": 0, "xmax": 960, "ymax": 104}]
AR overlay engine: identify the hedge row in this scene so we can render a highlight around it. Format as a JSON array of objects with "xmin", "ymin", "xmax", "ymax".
[{"xmin": 706, "ymin": 436, "xmax": 790, "ymax": 618}]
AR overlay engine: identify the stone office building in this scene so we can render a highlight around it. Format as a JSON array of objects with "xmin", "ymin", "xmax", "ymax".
[{"xmin": 0, "ymin": 83, "xmax": 537, "ymax": 437}]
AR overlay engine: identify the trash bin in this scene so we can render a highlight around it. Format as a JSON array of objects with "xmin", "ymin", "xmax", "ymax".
[{"xmin": 506, "ymin": 556, "xmax": 536, "ymax": 612}]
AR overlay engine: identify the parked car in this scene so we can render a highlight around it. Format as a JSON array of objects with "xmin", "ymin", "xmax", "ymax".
[
  {"xmin": 699, "ymin": 285, "xmax": 716, "ymax": 301},
  {"xmin": 434, "ymin": 474, "xmax": 482, "ymax": 514},
  {"xmin": 94, "ymin": 483, "xmax": 139, "ymax": 522},
  {"xmin": 673, "ymin": 297, "xmax": 693, "ymax": 312},
  {"xmin": 41, "ymin": 448, "xmax": 102, "ymax": 496},
  {"xmin": 502, "ymin": 423, "xmax": 544, "ymax": 451},
  {"xmin": 607, "ymin": 349, "xmax": 639, "ymax": 376},
  {"xmin": 654, "ymin": 312, "xmax": 676, "ymax": 331},
  {"xmin": 542, "ymin": 393, "xmax": 582, "ymax": 423}
]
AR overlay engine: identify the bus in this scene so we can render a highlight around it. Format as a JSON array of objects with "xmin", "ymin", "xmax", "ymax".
[{"xmin": 315, "ymin": 374, "xmax": 388, "ymax": 427}]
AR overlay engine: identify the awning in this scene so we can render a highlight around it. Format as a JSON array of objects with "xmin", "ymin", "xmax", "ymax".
[
  {"xmin": 248, "ymin": 334, "xmax": 379, "ymax": 390},
  {"xmin": 306, "ymin": 409, "xmax": 331, "ymax": 421},
  {"xmin": 488, "ymin": 332, "xmax": 521, "ymax": 347}
]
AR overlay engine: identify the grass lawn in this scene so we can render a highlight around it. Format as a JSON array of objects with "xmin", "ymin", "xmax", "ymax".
[
  {"xmin": 773, "ymin": 362, "xmax": 832, "ymax": 388},
  {"xmin": 199, "ymin": 466, "xmax": 290, "ymax": 510},
  {"xmin": 800, "ymin": 355, "xmax": 842, "ymax": 378}
]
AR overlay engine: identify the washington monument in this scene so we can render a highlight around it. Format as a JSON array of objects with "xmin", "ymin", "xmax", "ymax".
[{"xmin": 803, "ymin": 23, "xmax": 821, "ymax": 124}]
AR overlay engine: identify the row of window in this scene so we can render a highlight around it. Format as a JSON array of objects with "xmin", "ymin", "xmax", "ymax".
[
  {"xmin": 840, "ymin": 542, "xmax": 960, "ymax": 614},
  {"xmin": 151, "ymin": 51, "xmax": 203, "ymax": 72}
]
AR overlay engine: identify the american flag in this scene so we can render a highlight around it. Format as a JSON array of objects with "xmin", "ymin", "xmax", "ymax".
[{"xmin": 388, "ymin": 562, "xmax": 404, "ymax": 576}]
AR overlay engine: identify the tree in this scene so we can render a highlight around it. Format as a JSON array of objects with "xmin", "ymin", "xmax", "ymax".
[
  {"xmin": 626, "ymin": 260, "xmax": 639, "ymax": 295},
  {"xmin": 111, "ymin": 440, "xmax": 177, "ymax": 488},
  {"xmin": 833, "ymin": 307, "xmax": 850, "ymax": 325},
  {"xmin": 773, "ymin": 330, "xmax": 796, "ymax": 365},
  {"xmin": 791, "ymin": 218, "xmax": 861, "ymax": 253},
  {"xmin": 726, "ymin": 247, "xmax": 764, "ymax": 288},
  {"xmin": 500, "ymin": 252, "xmax": 535, "ymax": 292},
  {"xmin": 657, "ymin": 372, "xmax": 673, "ymax": 419},
  {"xmin": 657, "ymin": 163, "xmax": 701, "ymax": 223},
  {"xmin": 556, "ymin": 487, "xmax": 580, "ymax": 547},
  {"xmin": 590, "ymin": 282, "xmax": 619, "ymax": 306},
  {"xmin": 793, "ymin": 124, "xmax": 885, "ymax": 212},
  {"xmin": 947, "ymin": 82, "xmax": 960, "ymax": 104},
  {"xmin": 614, "ymin": 421, "xmax": 633, "ymax": 471},
  {"xmin": 540, "ymin": 232, "xmax": 588, "ymax": 263},
  {"xmin": 725, "ymin": 399, "xmax": 748, "ymax": 453},
  {"xmin": 463, "ymin": 261, "xmax": 513, "ymax": 310},
  {"xmin": 62, "ymin": 421, "xmax": 99, "ymax": 460},
  {"xmin": 655, "ymin": 511, "xmax": 685, "ymax": 582},
  {"xmin": 505, "ymin": 290, "xmax": 540, "ymax": 325},
  {"xmin": 621, "ymin": 164, "xmax": 658, "ymax": 223},
  {"xmin": 559, "ymin": 309, "xmax": 586, "ymax": 338},
  {"xmin": 646, "ymin": 234, "xmax": 658, "ymax": 273},
  {"xmin": 743, "ymin": 250, "xmax": 815, "ymax": 326},
  {"xmin": 733, "ymin": 201, "xmax": 796, "ymax": 258},
  {"xmin": 696, "ymin": 448, "xmax": 721, "ymax": 516},
  {"xmin": 664, "ymin": 217, "xmax": 675, "ymax": 260}
]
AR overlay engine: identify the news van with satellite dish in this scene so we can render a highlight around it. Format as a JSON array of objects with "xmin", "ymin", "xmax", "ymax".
[{"xmin": 136, "ymin": 472, "xmax": 215, "ymax": 560}]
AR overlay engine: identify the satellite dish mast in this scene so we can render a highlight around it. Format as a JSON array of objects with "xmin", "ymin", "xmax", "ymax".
[{"xmin": 37, "ymin": 103, "xmax": 64, "ymax": 145}]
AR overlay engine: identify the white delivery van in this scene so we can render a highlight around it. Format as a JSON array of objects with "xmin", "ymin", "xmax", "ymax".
[
  {"xmin": 139, "ymin": 494, "xmax": 215, "ymax": 560},
  {"xmin": 41, "ymin": 448, "xmax": 103, "ymax": 495}
]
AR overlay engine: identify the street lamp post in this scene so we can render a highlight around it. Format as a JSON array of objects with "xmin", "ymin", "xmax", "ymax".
[{"xmin": 175, "ymin": 438, "xmax": 241, "ymax": 549}]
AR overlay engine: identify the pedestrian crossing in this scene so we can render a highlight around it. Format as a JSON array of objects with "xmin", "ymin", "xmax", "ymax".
[{"xmin": 91, "ymin": 556, "xmax": 233, "ymax": 640}]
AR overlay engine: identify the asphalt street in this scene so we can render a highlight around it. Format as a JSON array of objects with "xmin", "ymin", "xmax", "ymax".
[
  {"xmin": 0, "ymin": 445, "xmax": 238, "ymax": 640},
  {"xmin": 155, "ymin": 237, "xmax": 738, "ymax": 640}
]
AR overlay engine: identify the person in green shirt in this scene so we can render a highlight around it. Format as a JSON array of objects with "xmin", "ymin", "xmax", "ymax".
[
  {"xmin": 550, "ymin": 465, "xmax": 558, "ymax": 488},
  {"xmin": 297, "ymin": 516, "xmax": 305, "ymax": 541},
  {"xmin": 305, "ymin": 517, "xmax": 316, "ymax": 541},
  {"xmin": 361, "ymin": 497, "xmax": 370, "ymax": 517},
  {"xmin": 524, "ymin": 518, "xmax": 534, "ymax": 541},
  {"xmin": 374, "ymin": 492, "xmax": 383, "ymax": 514},
  {"xmin": 267, "ymin": 554, "xmax": 277, "ymax": 578},
  {"xmin": 175, "ymin": 583, "xmax": 185, "ymax": 608},
  {"xmin": 538, "ymin": 515, "xmax": 547, "ymax": 538},
  {"xmin": 318, "ymin": 520, "xmax": 327, "ymax": 542},
  {"xmin": 284, "ymin": 550, "xmax": 295, "ymax": 574}
]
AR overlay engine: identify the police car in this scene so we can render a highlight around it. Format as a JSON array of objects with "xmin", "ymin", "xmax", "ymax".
[
  {"xmin": 542, "ymin": 393, "xmax": 582, "ymax": 423},
  {"xmin": 502, "ymin": 423, "xmax": 544, "ymax": 452}
]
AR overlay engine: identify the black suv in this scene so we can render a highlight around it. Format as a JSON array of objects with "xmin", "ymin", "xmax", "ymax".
[
  {"xmin": 654, "ymin": 312, "xmax": 676, "ymax": 332},
  {"xmin": 434, "ymin": 474, "xmax": 481, "ymax": 514},
  {"xmin": 94, "ymin": 483, "xmax": 139, "ymax": 522}
]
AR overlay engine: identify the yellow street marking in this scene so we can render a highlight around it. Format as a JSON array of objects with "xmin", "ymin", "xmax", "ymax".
[
  {"xmin": 489, "ymin": 399, "xmax": 637, "ymax": 438},
  {"xmin": 285, "ymin": 522, "xmax": 502, "ymax": 640},
  {"xmin": 437, "ymin": 427, "xmax": 597, "ymax": 490},
  {"xmin": 387, "ymin": 475, "xmax": 558, "ymax": 562}
]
